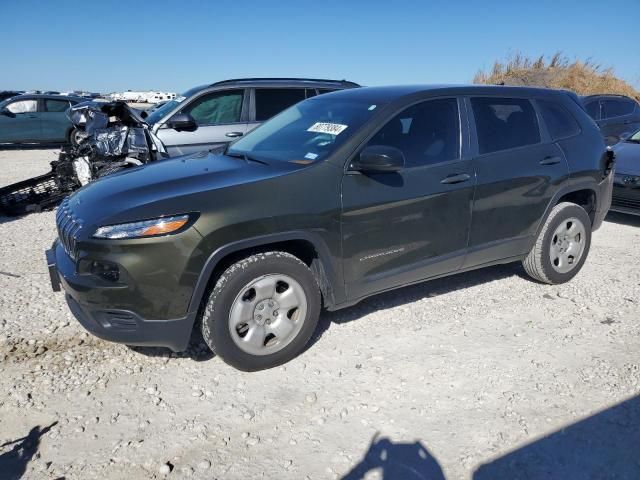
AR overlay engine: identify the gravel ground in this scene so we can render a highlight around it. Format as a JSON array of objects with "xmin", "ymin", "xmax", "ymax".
[{"xmin": 1, "ymin": 148, "xmax": 639, "ymax": 480}]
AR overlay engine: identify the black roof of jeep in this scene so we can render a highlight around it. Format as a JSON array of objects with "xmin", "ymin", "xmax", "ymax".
[{"xmin": 313, "ymin": 84, "xmax": 583, "ymax": 104}]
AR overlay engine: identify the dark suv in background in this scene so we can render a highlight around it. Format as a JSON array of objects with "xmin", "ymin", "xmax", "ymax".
[
  {"xmin": 47, "ymin": 85, "xmax": 614, "ymax": 371},
  {"xmin": 143, "ymin": 78, "xmax": 360, "ymax": 156},
  {"xmin": 581, "ymin": 94, "xmax": 640, "ymax": 145}
]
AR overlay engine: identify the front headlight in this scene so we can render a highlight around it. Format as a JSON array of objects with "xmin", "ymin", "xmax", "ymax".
[{"xmin": 93, "ymin": 214, "xmax": 194, "ymax": 239}]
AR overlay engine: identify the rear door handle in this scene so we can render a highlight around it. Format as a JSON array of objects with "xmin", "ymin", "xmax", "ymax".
[
  {"xmin": 440, "ymin": 173, "xmax": 471, "ymax": 184},
  {"xmin": 225, "ymin": 131, "xmax": 243, "ymax": 138},
  {"xmin": 540, "ymin": 156, "xmax": 562, "ymax": 165}
]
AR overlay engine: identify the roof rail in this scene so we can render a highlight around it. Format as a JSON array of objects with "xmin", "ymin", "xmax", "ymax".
[
  {"xmin": 208, "ymin": 77, "xmax": 360, "ymax": 88},
  {"xmin": 581, "ymin": 93, "xmax": 633, "ymax": 99}
]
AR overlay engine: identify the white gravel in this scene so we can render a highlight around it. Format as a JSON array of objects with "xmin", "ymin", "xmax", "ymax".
[{"xmin": 1, "ymin": 148, "xmax": 639, "ymax": 479}]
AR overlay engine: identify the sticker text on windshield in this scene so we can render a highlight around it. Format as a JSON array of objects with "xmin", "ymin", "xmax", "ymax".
[{"xmin": 307, "ymin": 122, "xmax": 348, "ymax": 136}]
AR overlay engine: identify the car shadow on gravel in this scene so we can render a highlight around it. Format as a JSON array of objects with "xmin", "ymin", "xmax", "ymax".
[
  {"xmin": 473, "ymin": 394, "xmax": 640, "ymax": 479},
  {"xmin": 342, "ymin": 396, "xmax": 640, "ymax": 479},
  {"xmin": 0, "ymin": 143, "xmax": 64, "ymax": 151},
  {"xmin": 0, "ymin": 215, "xmax": 25, "ymax": 225},
  {"xmin": 318, "ymin": 262, "xmax": 522, "ymax": 331},
  {"xmin": 0, "ymin": 421, "xmax": 58, "ymax": 480}
]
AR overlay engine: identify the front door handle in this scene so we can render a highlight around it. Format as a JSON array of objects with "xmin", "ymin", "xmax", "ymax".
[
  {"xmin": 440, "ymin": 173, "xmax": 471, "ymax": 184},
  {"xmin": 540, "ymin": 156, "xmax": 562, "ymax": 165},
  {"xmin": 225, "ymin": 131, "xmax": 244, "ymax": 138}
]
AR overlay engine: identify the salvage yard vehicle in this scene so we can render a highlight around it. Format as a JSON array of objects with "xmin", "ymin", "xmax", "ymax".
[
  {"xmin": 610, "ymin": 129, "xmax": 640, "ymax": 215},
  {"xmin": 46, "ymin": 85, "xmax": 614, "ymax": 371},
  {"xmin": 0, "ymin": 94, "xmax": 85, "ymax": 145},
  {"xmin": 0, "ymin": 90, "xmax": 24, "ymax": 102},
  {"xmin": 143, "ymin": 77, "xmax": 360, "ymax": 156},
  {"xmin": 0, "ymin": 101, "xmax": 166, "ymax": 215},
  {"xmin": 581, "ymin": 94, "xmax": 640, "ymax": 145}
]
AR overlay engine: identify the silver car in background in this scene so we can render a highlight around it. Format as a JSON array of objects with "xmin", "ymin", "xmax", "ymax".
[{"xmin": 143, "ymin": 78, "xmax": 359, "ymax": 156}]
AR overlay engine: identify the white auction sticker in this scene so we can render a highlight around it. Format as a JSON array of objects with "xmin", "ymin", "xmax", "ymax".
[{"xmin": 307, "ymin": 122, "xmax": 348, "ymax": 135}]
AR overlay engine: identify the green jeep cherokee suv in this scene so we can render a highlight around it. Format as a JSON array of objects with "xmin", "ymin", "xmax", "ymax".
[{"xmin": 47, "ymin": 85, "xmax": 614, "ymax": 371}]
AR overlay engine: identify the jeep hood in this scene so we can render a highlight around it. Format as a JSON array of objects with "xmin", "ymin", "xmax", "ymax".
[{"xmin": 69, "ymin": 151, "xmax": 301, "ymax": 225}]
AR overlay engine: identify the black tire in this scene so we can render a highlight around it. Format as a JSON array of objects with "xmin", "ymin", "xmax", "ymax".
[
  {"xmin": 522, "ymin": 202, "xmax": 592, "ymax": 284},
  {"xmin": 200, "ymin": 251, "xmax": 321, "ymax": 371},
  {"xmin": 68, "ymin": 128, "xmax": 84, "ymax": 146}
]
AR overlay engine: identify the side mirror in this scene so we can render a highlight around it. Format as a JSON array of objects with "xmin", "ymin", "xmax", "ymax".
[
  {"xmin": 166, "ymin": 112, "xmax": 197, "ymax": 132},
  {"xmin": 350, "ymin": 145, "xmax": 405, "ymax": 173}
]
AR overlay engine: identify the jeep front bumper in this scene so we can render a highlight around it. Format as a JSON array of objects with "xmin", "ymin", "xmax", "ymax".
[{"xmin": 45, "ymin": 241, "xmax": 195, "ymax": 352}]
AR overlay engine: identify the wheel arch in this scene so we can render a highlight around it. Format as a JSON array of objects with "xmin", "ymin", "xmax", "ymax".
[
  {"xmin": 532, "ymin": 182, "xmax": 599, "ymax": 247},
  {"xmin": 187, "ymin": 232, "xmax": 344, "ymax": 317}
]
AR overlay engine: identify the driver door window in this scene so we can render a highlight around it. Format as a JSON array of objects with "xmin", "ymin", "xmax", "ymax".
[
  {"xmin": 183, "ymin": 90, "xmax": 244, "ymax": 126},
  {"xmin": 6, "ymin": 100, "xmax": 38, "ymax": 114},
  {"xmin": 367, "ymin": 98, "xmax": 460, "ymax": 167}
]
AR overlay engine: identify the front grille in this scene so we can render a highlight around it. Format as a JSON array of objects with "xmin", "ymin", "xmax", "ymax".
[{"xmin": 56, "ymin": 198, "xmax": 83, "ymax": 260}]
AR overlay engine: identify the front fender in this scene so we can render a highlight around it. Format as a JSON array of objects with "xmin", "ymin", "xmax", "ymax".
[{"xmin": 186, "ymin": 230, "xmax": 345, "ymax": 315}]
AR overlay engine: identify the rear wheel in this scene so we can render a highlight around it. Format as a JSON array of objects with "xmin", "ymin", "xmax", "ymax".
[
  {"xmin": 522, "ymin": 202, "xmax": 591, "ymax": 284},
  {"xmin": 200, "ymin": 252, "xmax": 321, "ymax": 371}
]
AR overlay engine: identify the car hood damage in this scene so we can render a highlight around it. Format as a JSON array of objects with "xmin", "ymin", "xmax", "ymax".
[{"xmin": 0, "ymin": 101, "xmax": 168, "ymax": 216}]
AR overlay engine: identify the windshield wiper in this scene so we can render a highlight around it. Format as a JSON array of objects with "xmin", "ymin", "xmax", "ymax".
[{"xmin": 225, "ymin": 150, "xmax": 268, "ymax": 165}]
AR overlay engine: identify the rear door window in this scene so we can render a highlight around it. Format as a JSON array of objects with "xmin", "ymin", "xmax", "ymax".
[
  {"xmin": 6, "ymin": 99, "xmax": 37, "ymax": 114},
  {"xmin": 255, "ymin": 88, "xmax": 306, "ymax": 121},
  {"xmin": 471, "ymin": 97, "xmax": 540, "ymax": 154},
  {"xmin": 537, "ymin": 99, "xmax": 580, "ymax": 140},
  {"xmin": 44, "ymin": 99, "xmax": 71, "ymax": 112},
  {"xmin": 602, "ymin": 99, "xmax": 635, "ymax": 118},
  {"xmin": 184, "ymin": 89, "xmax": 244, "ymax": 125}
]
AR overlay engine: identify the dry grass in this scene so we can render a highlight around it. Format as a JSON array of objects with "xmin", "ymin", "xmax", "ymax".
[{"xmin": 474, "ymin": 52, "xmax": 640, "ymax": 100}]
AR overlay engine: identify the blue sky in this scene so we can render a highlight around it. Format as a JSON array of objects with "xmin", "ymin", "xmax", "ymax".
[{"xmin": 1, "ymin": 0, "xmax": 637, "ymax": 93}]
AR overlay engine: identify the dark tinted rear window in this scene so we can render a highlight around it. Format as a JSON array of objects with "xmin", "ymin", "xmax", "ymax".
[
  {"xmin": 255, "ymin": 88, "xmax": 306, "ymax": 121},
  {"xmin": 471, "ymin": 97, "xmax": 540, "ymax": 154},
  {"xmin": 602, "ymin": 99, "xmax": 635, "ymax": 118},
  {"xmin": 538, "ymin": 99, "xmax": 580, "ymax": 140},
  {"xmin": 45, "ymin": 99, "xmax": 71, "ymax": 112}
]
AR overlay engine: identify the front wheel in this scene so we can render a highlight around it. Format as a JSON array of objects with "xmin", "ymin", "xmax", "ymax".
[
  {"xmin": 69, "ymin": 128, "xmax": 85, "ymax": 146},
  {"xmin": 522, "ymin": 202, "xmax": 592, "ymax": 284},
  {"xmin": 200, "ymin": 252, "xmax": 321, "ymax": 371}
]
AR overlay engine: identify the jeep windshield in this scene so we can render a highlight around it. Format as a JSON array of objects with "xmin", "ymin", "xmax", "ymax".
[{"xmin": 227, "ymin": 96, "xmax": 384, "ymax": 163}]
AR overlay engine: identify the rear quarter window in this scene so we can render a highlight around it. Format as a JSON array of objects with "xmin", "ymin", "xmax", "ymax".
[
  {"xmin": 471, "ymin": 97, "xmax": 540, "ymax": 155},
  {"xmin": 602, "ymin": 99, "xmax": 635, "ymax": 118},
  {"xmin": 537, "ymin": 99, "xmax": 580, "ymax": 140}
]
